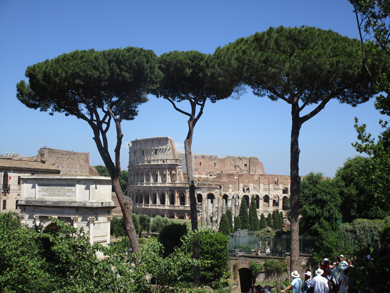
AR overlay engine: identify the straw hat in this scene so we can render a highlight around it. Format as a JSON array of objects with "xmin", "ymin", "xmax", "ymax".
[
  {"xmin": 291, "ymin": 270, "xmax": 300, "ymax": 278},
  {"xmin": 316, "ymin": 268, "xmax": 324, "ymax": 276}
]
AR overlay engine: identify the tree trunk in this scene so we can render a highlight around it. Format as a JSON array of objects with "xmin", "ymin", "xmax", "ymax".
[
  {"xmin": 289, "ymin": 100, "xmax": 301, "ymax": 273},
  {"xmin": 184, "ymin": 124, "xmax": 200, "ymax": 287},
  {"xmin": 92, "ymin": 119, "xmax": 140, "ymax": 253}
]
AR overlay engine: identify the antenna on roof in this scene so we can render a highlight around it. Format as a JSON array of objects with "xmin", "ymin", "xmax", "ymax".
[{"xmin": 42, "ymin": 142, "xmax": 47, "ymax": 149}]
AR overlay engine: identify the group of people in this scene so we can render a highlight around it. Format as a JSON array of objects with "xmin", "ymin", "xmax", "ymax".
[{"xmin": 282, "ymin": 254, "xmax": 353, "ymax": 293}]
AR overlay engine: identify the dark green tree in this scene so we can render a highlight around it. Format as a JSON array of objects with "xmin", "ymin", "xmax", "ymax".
[
  {"xmin": 217, "ymin": 26, "xmax": 379, "ymax": 270},
  {"xmin": 238, "ymin": 197, "xmax": 249, "ymax": 230},
  {"xmin": 225, "ymin": 209, "xmax": 234, "ymax": 233},
  {"xmin": 131, "ymin": 214, "xmax": 141, "ymax": 236},
  {"xmin": 335, "ymin": 156, "xmax": 390, "ymax": 222},
  {"xmin": 138, "ymin": 214, "xmax": 151, "ymax": 237},
  {"xmin": 267, "ymin": 213, "xmax": 272, "ymax": 228},
  {"xmin": 272, "ymin": 210, "xmax": 279, "ymax": 230},
  {"xmin": 234, "ymin": 216, "xmax": 241, "ymax": 231},
  {"xmin": 248, "ymin": 195, "xmax": 259, "ymax": 231},
  {"xmin": 110, "ymin": 216, "xmax": 126, "ymax": 237},
  {"xmin": 158, "ymin": 223, "xmax": 188, "ymax": 257},
  {"xmin": 299, "ymin": 172, "xmax": 341, "ymax": 237},
  {"xmin": 152, "ymin": 50, "xmax": 239, "ymax": 285},
  {"xmin": 150, "ymin": 216, "xmax": 173, "ymax": 233},
  {"xmin": 259, "ymin": 213, "xmax": 267, "ymax": 229},
  {"xmin": 218, "ymin": 213, "xmax": 231, "ymax": 236},
  {"xmin": 16, "ymin": 47, "xmax": 163, "ymax": 253}
]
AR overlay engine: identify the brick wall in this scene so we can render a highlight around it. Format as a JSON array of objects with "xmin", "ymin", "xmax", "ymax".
[{"xmin": 37, "ymin": 148, "xmax": 90, "ymax": 175}]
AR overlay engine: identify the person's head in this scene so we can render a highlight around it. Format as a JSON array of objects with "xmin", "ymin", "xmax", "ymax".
[
  {"xmin": 291, "ymin": 271, "xmax": 300, "ymax": 279},
  {"xmin": 348, "ymin": 259, "xmax": 353, "ymax": 266},
  {"xmin": 305, "ymin": 271, "xmax": 311, "ymax": 280},
  {"xmin": 323, "ymin": 258, "xmax": 329, "ymax": 265},
  {"xmin": 340, "ymin": 254, "xmax": 344, "ymax": 261},
  {"xmin": 316, "ymin": 268, "xmax": 324, "ymax": 276}
]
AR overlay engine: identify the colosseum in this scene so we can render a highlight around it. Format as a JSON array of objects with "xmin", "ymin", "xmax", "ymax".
[{"xmin": 128, "ymin": 137, "xmax": 290, "ymax": 229}]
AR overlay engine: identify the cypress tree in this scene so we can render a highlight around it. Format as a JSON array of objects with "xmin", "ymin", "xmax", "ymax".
[
  {"xmin": 259, "ymin": 213, "xmax": 267, "ymax": 229},
  {"xmin": 272, "ymin": 210, "xmax": 279, "ymax": 229},
  {"xmin": 226, "ymin": 209, "xmax": 234, "ymax": 233},
  {"xmin": 238, "ymin": 197, "xmax": 249, "ymax": 229},
  {"xmin": 234, "ymin": 216, "xmax": 241, "ymax": 231},
  {"xmin": 279, "ymin": 211, "xmax": 284, "ymax": 229},
  {"xmin": 219, "ymin": 213, "xmax": 231, "ymax": 236},
  {"xmin": 267, "ymin": 213, "xmax": 272, "ymax": 228},
  {"xmin": 248, "ymin": 195, "xmax": 259, "ymax": 231}
]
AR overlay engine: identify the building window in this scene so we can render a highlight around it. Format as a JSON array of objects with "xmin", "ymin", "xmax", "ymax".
[
  {"xmin": 18, "ymin": 176, "xmax": 21, "ymax": 185},
  {"xmin": 134, "ymin": 151, "xmax": 136, "ymax": 156},
  {"xmin": 199, "ymin": 162, "xmax": 201, "ymax": 166},
  {"xmin": 154, "ymin": 149, "xmax": 158, "ymax": 155},
  {"xmin": 244, "ymin": 164, "xmax": 247, "ymax": 167},
  {"xmin": 2, "ymin": 200, "xmax": 6, "ymax": 210},
  {"xmin": 15, "ymin": 200, "xmax": 18, "ymax": 209},
  {"xmin": 213, "ymin": 163, "xmax": 216, "ymax": 167},
  {"xmin": 142, "ymin": 150, "xmax": 144, "ymax": 156}
]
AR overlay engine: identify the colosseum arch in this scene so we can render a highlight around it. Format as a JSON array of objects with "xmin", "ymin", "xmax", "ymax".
[
  {"xmin": 170, "ymin": 193, "xmax": 175, "ymax": 205},
  {"xmin": 151, "ymin": 193, "xmax": 157, "ymax": 205},
  {"xmin": 179, "ymin": 193, "xmax": 185, "ymax": 206},
  {"xmin": 222, "ymin": 194, "xmax": 229, "ymax": 207},
  {"xmin": 207, "ymin": 193, "xmax": 215, "ymax": 204},
  {"xmin": 273, "ymin": 195, "xmax": 279, "ymax": 207},
  {"xmin": 159, "ymin": 193, "xmax": 165, "ymax": 205},
  {"xmin": 263, "ymin": 194, "xmax": 270, "ymax": 207},
  {"xmin": 254, "ymin": 194, "xmax": 260, "ymax": 209},
  {"xmin": 144, "ymin": 193, "xmax": 150, "ymax": 204},
  {"xmin": 197, "ymin": 193, "xmax": 203, "ymax": 204}
]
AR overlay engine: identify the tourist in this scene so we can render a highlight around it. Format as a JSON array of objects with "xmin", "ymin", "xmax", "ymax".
[
  {"xmin": 303, "ymin": 271, "xmax": 313, "ymax": 293},
  {"xmin": 347, "ymin": 259, "xmax": 353, "ymax": 267},
  {"xmin": 320, "ymin": 258, "xmax": 331, "ymax": 277},
  {"xmin": 338, "ymin": 268, "xmax": 349, "ymax": 293},
  {"xmin": 265, "ymin": 246, "xmax": 270, "ymax": 255},
  {"xmin": 338, "ymin": 255, "xmax": 348, "ymax": 270},
  {"xmin": 281, "ymin": 270, "xmax": 302, "ymax": 293},
  {"xmin": 312, "ymin": 268, "xmax": 329, "ymax": 293}
]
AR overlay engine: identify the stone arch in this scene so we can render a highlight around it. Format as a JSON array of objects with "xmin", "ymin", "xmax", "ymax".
[
  {"xmin": 255, "ymin": 194, "xmax": 260, "ymax": 209},
  {"xmin": 263, "ymin": 194, "xmax": 270, "ymax": 207},
  {"xmin": 159, "ymin": 193, "xmax": 165, "ymax": 205},
  {"xmin": 144, "ymin": 193, "xmax": 150, "ymax": 204},
  {"xmin": 179, "ymin": 193, "xmax": 185, "ymax": 206},
  {"xmin": 207, "ymin": 193, "xmax": 215, "ymax": 204},
  {"xmin": 239, "ymin": 268, "xmax": 252, "ymax": 293},
  {"xmin": 151, "ymin": 193, "xmax": 157, "ymax": 205},
  {"xmin": 44, "ymin": 222, "xmax": 60, "ymax": 232},
  {"xmin": 282, "ymin": 196, "xmax": 289, "ymax": 210},
  {"xmin": 222, "ymin": 194, "xmax": 228, "ymax": 207},
  {"xmin": 283, "ymin": 187, "xmax": 289, "ymax": 194},
  {"xmin": 170, "ymin": 193, "xmax": 175, "ymax": 205},
  {"xmin": 197, "ymin": 193, "xmax": 203, "ymax": 204},
  {"xmin": 179, "ymin": 215, "xmax": 185, "ymax": 219},
  {"xmin": 273, "ymin": 195, "xmax": 279, "ymax": 207}
]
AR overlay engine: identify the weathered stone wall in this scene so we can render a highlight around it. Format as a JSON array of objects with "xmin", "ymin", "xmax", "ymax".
[
  {"xmin": 37, "ymin": 148, "xmax": 90, "ymax": 175},
  {"xmin": 228, "ymin": 254, "xmax": 315, "ymax": 293},
  {"xmin": 193, "ymin": 155, "xmax": 265, "ymax": 177}
]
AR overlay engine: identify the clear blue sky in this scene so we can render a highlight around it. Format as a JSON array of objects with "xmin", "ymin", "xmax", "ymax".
[{"xmin": 0, "ymin": 0, "xmax": 386, "ymax": 178}]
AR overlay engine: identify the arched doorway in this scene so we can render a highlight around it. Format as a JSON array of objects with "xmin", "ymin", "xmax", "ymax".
[
  {"xmin": 263, "ymin": 194, "xmax": 270, "ymax": 207},
  {"xmin": 197, "ymin": 194, "xmax": 203, "ymax": 204},
  {"xmin": 239, "ymin": 268, "xmax": 252, "ymax": 292},
  {"xmin": 179, "ymin": 193, "xmax": 185, "ymax": 206},
  {"xmin": 255, "ymin": 194, "xmax": 260, "ymax": 209},
  {"xmin": 243, "ymin": 195, "xmax": 250, "ymax": 207},
  {"xmin": 273, "ymin": 195, "xmax": 279, "ymax": 207},
  {"xmin": 282, "ymin": 196, "xmax": 289, "ymax": 210},
  {"xmin": 223, "ymin": 194, "xmax": 228, "ymax": 207},
  {"xmin": 207, "ymin": 193, "xmax": 215, "ymax": 204}
]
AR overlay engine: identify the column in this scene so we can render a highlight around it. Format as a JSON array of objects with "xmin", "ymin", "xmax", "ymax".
[
  {"xmin": 167, "ymin": 169, "xmax": 171, "ymax": 183},
  {"xmin": 212, "ymin": 199, "xmax": 216, "ymax": 229},
  {"xmin": 201, "ymin": 194, "xmax": 206, "ymax": 228},
  {"xmin": 217, "ymin": 199, "xmax": 222, "ymax": 228},
  {"xmin": 207, "ymin": 199, "xmax": 211, "ymax": 228},
  {"xmin": 106, "ymin": 216, "xmax": 112, "ymax": 244},
  {"xmin": 71, "ymin": 216, "xmax": 79, "ymax": 228},
  {"xmin": 88, "ymin": 217, "xmax": 96, "ymax": 245}
]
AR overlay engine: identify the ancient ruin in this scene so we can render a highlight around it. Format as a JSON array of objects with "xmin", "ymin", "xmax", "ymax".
[{"xmin": 128, "ymin": 137, "xmax": 291, "ymax": 228}]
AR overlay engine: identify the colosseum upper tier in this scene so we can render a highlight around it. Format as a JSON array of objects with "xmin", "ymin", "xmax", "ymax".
[{"xmin": 128, "ymin": 137, "xmax": 290, "ymax": 228}]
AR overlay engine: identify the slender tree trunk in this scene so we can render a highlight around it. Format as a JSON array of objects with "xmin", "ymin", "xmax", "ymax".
[
  {"xmin": 184, "ymin": 121, "xmax": 200, "ymax": 287},
  {"xmin": 92, "ymin": 119, "xmax": 140, "ymax": 253},
  {"xmin": 289, "ymin": 100, "xmax": 301, "ymax": 273}
]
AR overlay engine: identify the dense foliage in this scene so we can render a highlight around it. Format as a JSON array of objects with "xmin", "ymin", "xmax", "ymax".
[
  {"xmin": 0, "ymin": 213, "xmax": 150, "ymax": 292},
  {"xmin": 150, "ymin": 215, "xmax": 174, "ymax": 233},
  {"xmin": 158, "ymin": 223, "xmax": 188, "ymax": 257},
  {"xmin": 249, "ymin": 195, "xmax": 259, "ymax": 231},
  {"xmin": 218, "ymin": 213, "xmax": 231, "ymax": 236},
  {"xmin": 238, "ymin": 197, "xmax": 249, "ymax": 230},
  {"xmin": 299, "ymin": 172, "xmax": 341, "ymax": 237}
]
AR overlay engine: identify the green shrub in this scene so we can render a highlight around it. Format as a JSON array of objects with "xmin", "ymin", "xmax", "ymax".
[
  {"xmin": 158, "ymin": 223, "xmax": 188, "ymax": 257},
  {"xmin": 150, "ymin": 215, "xmax": 173, "ymax": 233},
  {"xmin": 250, "ymin": 261, "xmax": 264, "ymax": 276},
  {"xmin": 380, "ymin": 222, "xmax": 390, "ymax": 245}
]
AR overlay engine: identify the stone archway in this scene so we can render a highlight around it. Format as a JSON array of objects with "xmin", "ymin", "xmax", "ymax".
[{"xmin": 239, "ymin": 268, "xmax": 252, "ymax": 292}]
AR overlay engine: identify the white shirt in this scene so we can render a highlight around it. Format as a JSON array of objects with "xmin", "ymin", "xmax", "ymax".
[{"xmin": 312, "ymin": 275, "xmax": 329, "ymax": 293}]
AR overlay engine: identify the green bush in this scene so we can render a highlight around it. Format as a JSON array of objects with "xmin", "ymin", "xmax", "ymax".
[
  {"xmin": 158, "ymin": 223, "xmax": 188, "ymax": 257},
  {"xmin": 218, "ymin": 213, "xmax": 231, "ymax": 235},
  {"xmin": 250, "ymin": 261, "xmax": 264, "ymax": 276},
  {"xmin": 380, "ymin": 222, "xmax": 390, "ymax": 245},
  {"xmin": 150, "ymin": 215, "xmax": 173, "ymax": 233}
]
